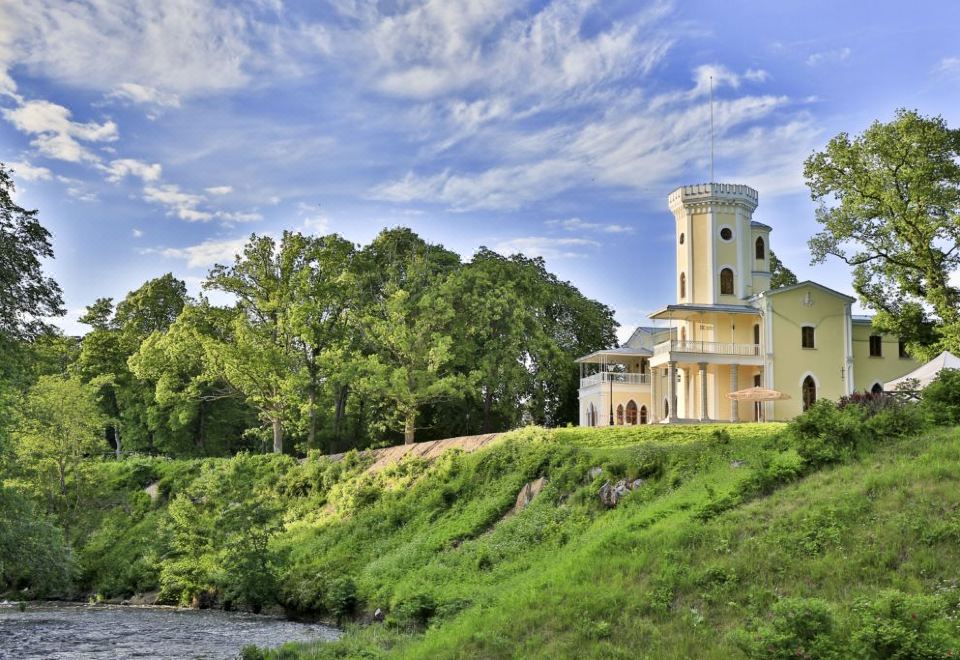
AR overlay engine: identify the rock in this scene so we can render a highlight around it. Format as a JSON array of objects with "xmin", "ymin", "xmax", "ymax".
[
  {"xmin": 143, "ymin": 482, "xmax": 160, "ymax": 501},
  {"xmin": 588, "ymin": 467, "xmax": 603, "ymax": 480},
  {"xmin": 730, "ymin": 460, "xmax": 746, "ymax": 468},
  {"xmin": 600, "ymin": 478, "xmax": 643, "ymax": 507},
  {"xmin": 127, "ymin": 591, "xmax": 159, "ymax": 606},
  {"xmin": 373, "ymin": 608, "xmax": 385, "ymax": 622},
  {"xmin": 511, "ymin": 477, "xmax": 548, "ymax": 515},
  {"xmin": 630, "ymin": 478, "xmax": 644, "ymax": 490}
]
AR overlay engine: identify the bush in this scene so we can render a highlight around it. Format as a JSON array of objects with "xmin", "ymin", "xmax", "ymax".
[
  {"xmin": 788, "ymin": 400, "xmax": 870, "ymax": 467},
  {"xmin": 922, "ymin": 369, "xmax": 960, "ymax": 426},
  {"xmin": 731, "ymin": 597, "xmax": 842, "ymax": 659},
  {"xmin": 850, "ymin": 590, "xmax": 959, "ymax": 659}
]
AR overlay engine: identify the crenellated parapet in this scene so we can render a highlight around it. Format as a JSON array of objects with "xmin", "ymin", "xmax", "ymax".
[{"xmin": 668, "ymin": 183, "xmax": 758, "ymax": 213}]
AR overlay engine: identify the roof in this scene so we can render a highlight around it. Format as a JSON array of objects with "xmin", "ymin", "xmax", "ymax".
[
  {"xmin": 851, "ymin": 315, "xmax": 874, "ymax": 324},
  {"xmin": 885, "ymin": 351, "xmax": 960, "ymax": 390},
  {"xmin": 575, "ymin": 347, "xmax": 653, "ymax": 363},
  {"xmin": 752, "ymin": 280, "xmax": 856, "ymax": 304},
  {"xmin": 751, "ymin": 220, "xmax": 773, "ymax": 231},
  {"xmin": 649, "ymin": 303, "xmax": 761, "ymax": 320}
]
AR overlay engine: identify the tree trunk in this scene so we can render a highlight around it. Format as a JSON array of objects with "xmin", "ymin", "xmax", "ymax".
[
  {"xmin": 114, "ymin": 422, "xmax": 121, "ymax": 460},
  {"xmin": 272, "ymin": 417, "xmax": 283, "ymax": 454},
  {"xmin": 307, "ymin": 386, "xmax": 317, "ymax": 449},
  {"xmin": 482, "ymin": 386, "xmax": 494, "ymax": 434},
  {"xmin": 333, "ymin": 384, "xmax": 349, "ymax": 438},
  {"xmin": 404, "ymin": 411, "xmax": 416, "ymax": 445}
]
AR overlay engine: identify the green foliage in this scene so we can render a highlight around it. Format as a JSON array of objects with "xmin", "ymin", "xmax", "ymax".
[
  {"xmin": 768, "ymin": 250, "xmax": 798, "ymax": 289},
  {"xmin": 0, "ymin": 484, "xmax": 72, "ymax": 595},
  {"xmin": 0, "ymin": 163, "xmax": 65, "ymax": 340},
  {"xmin": 922, "ymin": 368, "xmax": 960, "ymax": 425},
  {"xmin": 804, "ymin": 109, "xmax": 960, "ymax": 357},
  {"xmin": 732, "ymin": 597, "xmax": 841, "ymax": 659},
  {"xmin": 850, "ymin": 590, "xmax": 959, "ymax": 659},
  {"xmin": 788, "ymin": 399, "xmax": 870, "ymax": 467}
]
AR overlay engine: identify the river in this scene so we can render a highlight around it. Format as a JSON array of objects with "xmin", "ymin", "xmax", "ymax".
[{"xmin": 0, "ymin": 602, "xmax": 341, "ymax": 659}]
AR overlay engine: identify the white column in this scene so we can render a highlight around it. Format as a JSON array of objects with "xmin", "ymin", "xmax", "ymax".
[
  {"xmin": 699, "ymin": 362, "xmax": 709, "ymax": 421},
  {"xmin": 729, "ymin": 364, "xmax": 739, "ymax": 422},
  {"xmin": 651, "ymin": 369, "xmax": 659, "ymax": 423},
  {"xmin": 668, "ymin": 361, "xmax": 678, "ymax": 422}
]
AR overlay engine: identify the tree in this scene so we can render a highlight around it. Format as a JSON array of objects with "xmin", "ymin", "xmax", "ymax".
[
  {"xmin": 352, "ymin": 229, "xmax": 464, "ymax": 444},
  {"xmin": 204, "ymin": 233, "xmax": 307, "ymax": 454},
  {"xmin": 0, "ymin": 163, "xmax": 65, "ymax": 340},
  {"xmin": 769, "ymin": 250, "xmax": 798, "ymax": 289},
  {"xmin": 804, "ymin": 109, "xmax": 960, "ymax": 357},
  {"xmin": 13, "ymin": 375, "xmax": 106, "ymax": 540}
]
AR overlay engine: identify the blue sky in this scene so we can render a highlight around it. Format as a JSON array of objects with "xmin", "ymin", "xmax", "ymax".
[{"xmin": 2, "ymin": 0, "xmax": 960, "ymax": 341}]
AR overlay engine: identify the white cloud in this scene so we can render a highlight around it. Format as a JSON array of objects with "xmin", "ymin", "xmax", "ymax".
[
  {"xmin": 106, "ymin": 82, "xmax": 181, "ymax": 108},
  {"xmin": 8, "ymin": 160, "xmax": 52, "ymax": 181},
  {"xmin": 806, "ymin": 47, "xmax": 850, "ymax": 67},
  {"xmin": 493, "ymin": 236, "xmax": 600, "ymax": 260},
  {"xmin": 938, "ymin": 57, "xmax": 960, "ymax": 74},
  {"xmin": 155, "ymin": 236, "xmax": 249, "ymax": 269},
  {"xmin": 216, "ymin": 210, "xmax": 262, "ymax": 223},
  {"xmin": 205, "ymin": 185, "xmax": 233, "ymax": 195},
  {"xmin": 142, "ymin": 183, "xmax": 210, "ymax": 220},
  {"xmin": 103, "ymin": 158, "xmax": 162, "ymax": 183},
  {"xmin": 2, "ymin": 99, "xmax": 118, "ymax": 163},
  {"xmin": 132, "ymin": 228, "xmax": 144, "ymax": 238},
  {"xmin": 547, "ymin": 218, "xmax": 633, "ymax": 233},
  {"xmin": 303, "ymin": 214, "xmax": 331, "ymax": 233}
]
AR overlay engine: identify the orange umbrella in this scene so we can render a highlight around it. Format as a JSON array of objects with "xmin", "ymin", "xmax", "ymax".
[{"xmin": 726, "ymin": 386, "xmax": 791, "ymax": 401}]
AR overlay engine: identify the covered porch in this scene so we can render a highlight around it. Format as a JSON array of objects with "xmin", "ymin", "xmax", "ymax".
[{"xmin": 577, "ymin": 347, "xmax": 653, "ymax": 427}]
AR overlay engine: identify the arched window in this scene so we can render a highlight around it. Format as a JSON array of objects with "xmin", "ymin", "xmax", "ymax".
[
  {"xmin": 616, "ymin": 404, "xmax": 624, "ymax": 425},
  {"xmin": 626, "ymin": 400, "xmax": 638, "ymax": 425},
  {"xmin": 679, "ymin": 272, "xmax": 686, "ymax": 299},
  {"xmin": 664, "ymin": 399, "xmax": 670, "ymax": 418},
  {"xmin": 587, "ymin": 403, "xmax": 597, "ymax": 427},
  {"xmin": 802, "ymin": 376, "xmax": 816, "ymax": 411},
  {"xmin": 755, "ymin": 236, "xmax": 765, "ymax": 259},
  {"xmin": 679, "ymin": 232, "xmax": 685, "ymax": 245},
  {"xmin": 753, "ymin": 323, "xmax": 761, "ymax": 346},
  {"xmin": 871, "ymin": 382, "xmax": 884, "ymax": 395},
  {"xmin": 720, "ymin": 268, "xmax": 734, "ymax": 295},
  {"xmin": 640, "ymin": 405, "xmax": 648, "ymax": 424}
]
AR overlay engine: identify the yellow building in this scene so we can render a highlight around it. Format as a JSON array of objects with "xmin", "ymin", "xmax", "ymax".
[{"xmin": 577, "ymin": 183, "xmax": 919, "ymax": 426}]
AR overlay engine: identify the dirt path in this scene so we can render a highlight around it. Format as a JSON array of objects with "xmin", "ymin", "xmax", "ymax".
[{"xmin": 327, "ymin": 432, "xmax": 502, "ymax": 474}]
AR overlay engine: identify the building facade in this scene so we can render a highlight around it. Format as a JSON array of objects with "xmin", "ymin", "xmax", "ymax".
[{"xmin": 577, "ymin": 183, "xmax": 919, "ymax": 426}]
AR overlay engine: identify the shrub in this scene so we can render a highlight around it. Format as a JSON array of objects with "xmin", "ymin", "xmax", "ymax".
[
  {"xmin": 325, "ymin": 576, "xmax": 358, "ymax": 622},
  {"xmin": 788, "ymin": 400, "xmax": 870, "ymax": 467},
  {"xmin": 849, "ymin": 590, "xmax": 959, "ymax": 659},
  {"xmin": 922, "ymin": 369, "xmax": 960, "ymax": 425},
  {"xmin": 865, "ymin": 402, "xmax": 929, "ymax": 438},
  {"xmin": 731, "ymin": 597, "xmax": 841, "ymax": 659}
]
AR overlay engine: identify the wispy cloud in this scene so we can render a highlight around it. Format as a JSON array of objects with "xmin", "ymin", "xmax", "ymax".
[
  {"xmin": 102, "ymin": 158, "xmax": 162, "ymax": 183},
  {"xmin": 7, "ymin": 160, "xmax": 53, "ymax": 181},
  {"xmin": 148, "ymin": 236, "xmax": 249, "ymax": 269},
  {"xmin": 806, "ymin": 47, "xmax": 851, "ymax": 67},
  {"xmin": 493, "ymin": 236, "xmax": 600, "ymax": 260},
  {"xmin": 547, "ymin": 218, "xmax": 633, "ymax": 233},
  {"xmin": 2, "ymin": 99, "xmax": 117, "ymax": 163}
]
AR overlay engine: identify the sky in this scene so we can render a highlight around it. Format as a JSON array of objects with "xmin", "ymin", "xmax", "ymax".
[{"xmin": 2, "ymin": 0, "xmax": 960, "ymax": 342}]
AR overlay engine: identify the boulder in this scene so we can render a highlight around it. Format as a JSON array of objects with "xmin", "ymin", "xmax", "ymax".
[
  {"xmin": 511, "ymin": 477, "xmax": 548, "ymax": 515},
  {"xmin": 730, "ymin": 460, "xmax": 746, "ymax": 469},
  {"xmin": 599, "ymin": 478, "xmax": 644, "ymax": 508},
  {"xmin": 588, "ymin": 466, "xmax": 603, "ymax": 480},
  {"xmin": 373, "ymin": 607, "xmax": 385, "ymax": 622}
]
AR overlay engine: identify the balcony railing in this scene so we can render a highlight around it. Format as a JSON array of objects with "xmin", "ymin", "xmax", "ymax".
[
  {"xmin": 580, "ymin": 371, "xmax": 650, "ymax": 388},
  {"xmin": 653, "ymin": 340, "xmax": 760, "ymax": 356}
]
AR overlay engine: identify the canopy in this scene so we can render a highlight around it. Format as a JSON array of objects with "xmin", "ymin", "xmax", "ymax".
[
  {"xmin": 885, "ymin": 351, "xmax": 960, "ymax": 391},
  {"xmin": 726, "ymin": 386, "xmax": 791, "ymax": 402}
]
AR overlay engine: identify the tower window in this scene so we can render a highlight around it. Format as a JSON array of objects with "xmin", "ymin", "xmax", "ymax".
[
  {"xmin": 869, "ymin": 335, "xmax": 882, "ymax": 357},
  {"xmin": 679, "ymin": 232, "xmax": 685, "ymax": 245},
  {"xmin": 720, "ymin": 268, "xmax": 734, "ymax": 295},
  {"xmin": 679, "ymin": 272, "xmax": 686, "ymax": 299},
  {"xmin": 753, "ymin": 323, "xmax": 760, "ymax": 346},
  {"xmin": 755, "ymin": 236, "xmax": 765, "ymax": 259},
  {"xmin": 720, "ymin": 227, "xmax": 733, "ymax": 241},
  {"xmin": 801, "ymin": 326, "xmax": 815, "ymax": 349}
]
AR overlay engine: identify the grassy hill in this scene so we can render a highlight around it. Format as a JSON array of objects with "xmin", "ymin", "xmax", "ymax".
[{"xmin": 70, "ymin": 401, "xmax": 960, "ymax": 658}]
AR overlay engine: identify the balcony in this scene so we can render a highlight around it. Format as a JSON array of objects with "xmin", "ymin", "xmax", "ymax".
[
  {"xmin": 651, "ymin": 339, "xmax": 762, "ymax": 366},
  {"xmin": 580, "ymin": 371, "xmax": 650, "ymax": 389}
]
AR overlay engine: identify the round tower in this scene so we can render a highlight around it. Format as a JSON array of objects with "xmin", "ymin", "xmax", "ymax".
[{"xmin": 667, "ymin": 183, "xmax": 764, "ymax": 304}]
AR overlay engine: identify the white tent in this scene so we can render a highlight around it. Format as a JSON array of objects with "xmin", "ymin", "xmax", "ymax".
[{"xmin": 884, "ymin": 351, "xmax": 960, "ymax": 391}]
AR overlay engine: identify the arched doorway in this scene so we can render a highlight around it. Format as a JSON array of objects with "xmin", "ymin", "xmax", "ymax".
[
  {"xmin": 871, "ymin": 382, "xmax": 884, "ymax": 395},
  {"xmin": 640, "ymin": 405, "xmax": 648, "ymax": 424},
  {"xmin": 626, "ymin": 400, "xmax": 638, "ymax": 425},
  {"xmin": 616, "ymin": 404, "xmax": 624, "ymax": 425},
  {"xmin": 802, "ymin": 376, "xmax": 816, "ymax": 411},
  {"xmin": 587, "ymin": 403, "xmax": 597, "ymax": 427}
]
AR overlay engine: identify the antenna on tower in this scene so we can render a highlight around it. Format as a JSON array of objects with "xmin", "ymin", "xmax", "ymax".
[{"xmin": 709, "ymin": 75, "xmax": 715, "ymax": 184}]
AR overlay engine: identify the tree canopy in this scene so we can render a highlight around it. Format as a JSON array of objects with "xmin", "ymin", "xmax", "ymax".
[{"xmin": 804, "ymin": 109, "xmax": 960, "ymax": 357}]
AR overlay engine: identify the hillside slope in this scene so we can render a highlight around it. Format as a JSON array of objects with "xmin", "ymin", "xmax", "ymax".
[{"xmin": 72, "ymin": 420, "xmax": 960, "ymax": 658}]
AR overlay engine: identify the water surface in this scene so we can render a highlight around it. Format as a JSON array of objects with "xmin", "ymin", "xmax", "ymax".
[{"xmin": 0, "ymin": 602, "xmax": 340, "ymax": 659}]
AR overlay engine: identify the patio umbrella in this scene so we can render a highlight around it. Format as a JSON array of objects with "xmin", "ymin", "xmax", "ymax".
[{"xmin": 726, "ymin": 386, "xmax": 791, "ymax": 401}]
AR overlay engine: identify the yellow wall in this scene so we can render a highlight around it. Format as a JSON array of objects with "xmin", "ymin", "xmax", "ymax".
[
  {"xmin": 714, "ymin": 209, "xmax": 740, "ymax": 304},
  {"xmin": 751, "ymin": 228, "xmax": 771, "ymax": 294},
  {"xmin": 691, "ymin": 211, "xmax": 710, "ymax": 304},
  {"xmin": 580, "ymin": 389, "xmax": 654, "ymax": 426},
  {"xmin": 768, "ymin": 286, "xmax": 849, "ymax": 420},
  {"xmin": 851, "ymin": 323, "xmax": 919, "ymax": 391}
]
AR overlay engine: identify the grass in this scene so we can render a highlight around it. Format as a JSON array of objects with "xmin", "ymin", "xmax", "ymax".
[{"xmin": 70, "ymin": 420, "xmax": 960, "ymax": 658}]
